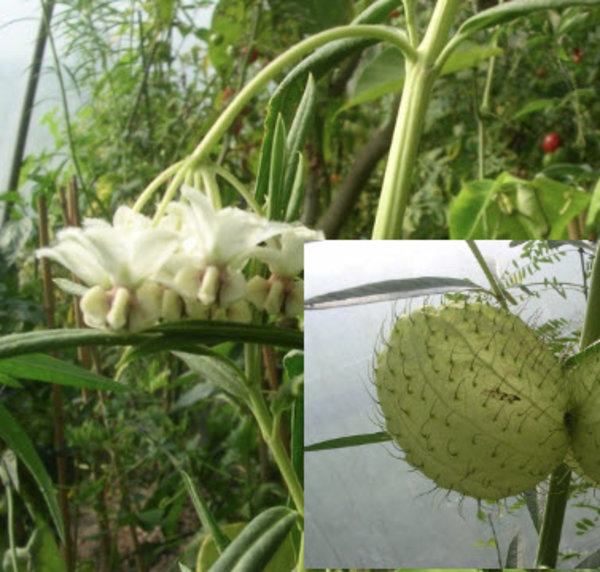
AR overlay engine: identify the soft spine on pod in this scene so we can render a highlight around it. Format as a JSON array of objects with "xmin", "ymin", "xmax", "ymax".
[{"xmin": 374, "ymin": 301, "xmax": 570, "ymax": 500}]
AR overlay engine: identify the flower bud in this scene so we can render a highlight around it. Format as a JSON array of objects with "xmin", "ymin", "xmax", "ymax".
[
  {"xmin": 129, "ymin": 282, "xmax": 162, "ymax": 332},
  {"xmin": 174, "ymin": 266, "xmax": 200, "ymax": 299},
  {"xmin": 246, "ymin": 275, "xmax": 269, "ymax": 310},
  {"xmin": 284, "ymin": 279, "xmax": 304, "ymax": 317},
  {"xmin": 264, "ymin": 279, "xmax": 285, "ymax": 315},
  {"xmin": 161, "ymin": 288, "xmax": 183, "ymax": 322},
  {"xmin": 219, "ymin": 270, "xmax": 246, "ymax": 307},
  {"xmin": 81, "ymin": 285, "xmax": 109, "ymax": 329},
  {"xmin": 106, "ymin": 287, "xmax": 131, "ymax": 330},
  {"xmin": 198, "ymin": 265, "xmax": 220, "ymax": 305}
]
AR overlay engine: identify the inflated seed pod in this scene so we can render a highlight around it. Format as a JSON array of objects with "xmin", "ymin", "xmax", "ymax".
[
  {"xmin": 567, "ymin": 348, "xmax": 600, "ymax": 484},
  {"xmin": 374, "ymin": 302, "xmax": 570, "ymax": 500}
]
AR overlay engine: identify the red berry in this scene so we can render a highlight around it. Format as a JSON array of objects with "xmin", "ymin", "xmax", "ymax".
[
  {"xmin": 542, "ymin": 132, "xmax": 563, "ymax": 153},
  {"xmin": 389, "ymin": 8, "xmax": 400, "ymax": 18},
  {"xmin": 573, "ymin": 48, "xmax": 583, "ymax": 65}
]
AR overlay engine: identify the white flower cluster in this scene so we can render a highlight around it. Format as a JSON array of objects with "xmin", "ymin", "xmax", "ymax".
[{"xmin": 37, "ymin": 187, "xmax": 322, "ymax": 331}]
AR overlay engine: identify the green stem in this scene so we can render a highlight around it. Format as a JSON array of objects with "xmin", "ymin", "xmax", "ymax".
[
  {"xmin": 535, "ymin": 242, "xmax": 600, "ymax": 567},
  {"xmin": 372, "ymin": 0, "xmax": 462, "ymax": 239},
  {"xmin": 580, "ymin": 241, "xmax": 600, "ymax": 348},
  {"xmin": 248, "ymin": 385, "xmax": 305, "ymax": 518},
  {"xmin": 6, "ymin": 483, "xmax": 18, "ymax": 572},
  {"xmin": 466, "ymin": 240, "xmax": 516, "ymax": 308},
  {"xmin": 135, "ymin": 25, "xmax": 414, "ymax": 217},
  {"xmin": 244, "ymin": 344, "xmax": 304, "ymax": 517},
  {"xmin": 189, "ymin": 25, "xmax": 414, "ymax": 167},
  {"xmin": 534, "ymin": 463, "xmax": 571, "ymax": 568},
  {"xmin": 402, "ymin": 0, "xmax": 419, "ymax": 46}
]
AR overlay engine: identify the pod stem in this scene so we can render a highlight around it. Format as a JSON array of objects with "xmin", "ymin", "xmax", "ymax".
[
  {"xmin": 534, "ymin": 463, "xmax": 571, "ymax": 568},
  {"xmin": 535, "ymin": 242, "xmax": 600, "ymax": 567}
]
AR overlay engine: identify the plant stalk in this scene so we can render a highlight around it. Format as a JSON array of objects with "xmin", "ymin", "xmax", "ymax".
[
  {"xmin": 372, "ymin": 0, "xmax": 462, "ymax": 238},
  {"xmin": 244, "ymin": 344, "xmax": 304, "ymax": 517},
  {"xmin": 536, "ymin": 242, "xmax": 600, "ymax": 567},
  {"xmin": 3, "ymin": 0, "xmax": 55, "ymax": 225},
  {"xmin": 136, "ymin": 24, "xmax": 415, "ymax": 215}
]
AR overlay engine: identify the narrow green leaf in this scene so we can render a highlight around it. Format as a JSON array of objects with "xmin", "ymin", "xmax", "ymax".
[
  {"xmin": 151, "ymin": 321, "xmax": 303, "ymax": 349},
  {"xmin": 282, "ymin": 75, "xmax": 316, "ymax": 210},
  {"xmin": 284, "ymin": 152, "xmax": 306, "ymax": 222},
  {"xmin": 0, "ymin": 372, "xmax": 23, "ymax": 388},
  {"xmin": 458, "ymin": 0, "xmax": 600, "ymax": 38},
  {"xmin": 512, "ymin": 98, "xmax": 556, "ymax": 120},
  {"xmin": 0, "ymin": 321, "xmax": 302, "ymax": 360},
  {"xmin": 180, "ymin": 468, "xmax": 230, "ymax": 553},
  {"xmin": 305, "ymin": 277, "xmax": 484, "ymax": 310},
  {"xmin": 0, "ymin": 354, "xmax": 126, "ymax": 392},
  {"xmin": 207, "ymin": 506, "xmax": 297, "ymax": 572},
  {"xmin": 267, "ymin": 114, "xmax": 288, "ymax": 220},
  {"xmin": 0, "ymin": 328, "xmax": 149, "ymax": 359},
  {"xmin": 586, "ymin": 177, "xmax": 600, "ymax": 232},
  {"xmin": 576, "ymin": 547, "xmax": 600, "ymax": 568},
  {"xmin": 305, "ymin": 431, "xmax": 391, "ymax": 452},
  {"xmin": 505, "ymin": 531, "xmax": 524, "ymax": 567},
  {"xmin": 0, "ymin": 403, "xmax": 64, "ymax": 540},
  {"xmin": 254, "ymin": 0, "xmax": 398, "ymax": 205},
  {"xmin": 176, "ymin": 352, "xmax": 249, "ymax": 402},
  {"xmin": 523, "ymin": 489, "xmax": 541, "ymax": 532}
]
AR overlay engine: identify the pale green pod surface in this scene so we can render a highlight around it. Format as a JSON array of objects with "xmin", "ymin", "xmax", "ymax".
[
  {"xmin": 374, "ymin": 302, "xmax": 570, "ymax": 500},
  {"xmin": 567, "ymin": 349, "xmax": 600, "ymax": 484}
]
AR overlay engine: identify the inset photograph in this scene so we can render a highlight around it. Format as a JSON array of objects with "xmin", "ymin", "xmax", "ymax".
[{"xmin": 304, "ymin": 240, "xmax": 599, "ymax": 569}]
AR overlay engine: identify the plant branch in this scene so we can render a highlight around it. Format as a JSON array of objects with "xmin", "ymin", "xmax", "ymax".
[{"xmin": 3, "ymin": 0, "xmax": 56, "ymax": 225}]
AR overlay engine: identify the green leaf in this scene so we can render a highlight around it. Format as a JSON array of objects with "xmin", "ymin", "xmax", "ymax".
[
  {"xmin": 449, "ymin": 172, "xmax": 590, "ymax": 239},
  {"xmin": 0, "ymin": 404, "xmax": 64, "ymax": 540},
  {"xmin": 512, "ymin": 98, "xmax": 556, "ymax": 120},
  {"xmin": 458, "ymin": 0, "xmax": 600, "ymax": 38},
  {"xmin": 305, "ymin": 431, "xmax": 391, "ymax": 452},
  {"xmin": 523, "ymin": 489, "xmax": 541, "ymax": 532},
  {"xmin": 254, "ymin": 0, "xmax": 397, "ymax": 204},
  {"xmin": 26, "ymin": 523, "xmax": 67, "ymax": 572},
  {"xmin": 267, "ymin": 114, "xmax": 288, "ymax": 220},
  {"xmin": 284, "ymin": 152, "xmax": 306, "ymax": 222},
  {"xmin": 586, "ymin": 176, "xmax": 600, "ymax": 232},
  {"xmin": 208, "ymin": 0, "xmax": 246, "ymax": 79},
  {"xmin": 180, "ymin": 469, "xmax": 230, "ymax": 553},
  {"xmin": 304, "ymin": 277, "xmax": 484, "ymax": 309},
  {"xmin": 0, "ymin": 354, "xmax": 126, "ymax": 392},
  {"xmin": 207, "ymin": 506, "xmax": 298, "ymax": 572},
  {"xmin": 176, "ymin": 352, "xmax": 249, "ymax": 402},
  {"xmin": 0, "ymin": 372, "xmax": 23, "ymax": 388},
  {"xmin": 0, "ymin": 321, "xmax": 302, "ymax": 359},
  {"xmin": 341, "ymin": 41, "xmax": 500, "ymax": 112},
  {"xmin": 282, "ymin": 74, "xmax": 316, "ymax": 213},
  {"xmin": 505, "ymin": 531, "xmax": 524, "ymax": 567}
]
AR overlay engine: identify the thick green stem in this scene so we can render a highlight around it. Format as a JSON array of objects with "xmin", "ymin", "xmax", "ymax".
[
  {"xmin": 372, "ymin": 0, "xmax": 462, "ymax": 239},
  {"xmin": 534, "ymin": 463, "xmax": 571, "ymax": 568},
  {"xmin": 245, "ymin": 344, "xmax": 304, "ymax": 517},
  {"xmin": 135, "ymin": 24, "xmax": 414, "ymax": 214},
  {"xmin": 535, "ymin": 242, "xmax": 600, "ymax": 567},
  {"xmin": 189, "ymin": 25, "xmax": 414, "ymax": 166}
]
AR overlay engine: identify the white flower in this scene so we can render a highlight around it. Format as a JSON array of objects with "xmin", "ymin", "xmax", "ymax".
[
  {"xmin": 161, "ymin": 187, "xmax": 294, "ymax": 309},
  {"xmin": 37, "ymin": 206, "xmax": 178, "ymax": 289},
  {"xmin": 248, "ymin": 226, "xmax": 323, "ymax": 277},
  {"xmin": 37, "ymin": 206, "xmax": 179, "ymax": 331}
]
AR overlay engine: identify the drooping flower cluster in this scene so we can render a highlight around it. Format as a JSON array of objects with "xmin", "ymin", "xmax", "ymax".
[{"xmin": 37, "ymin": 187, "xmax": 321, "ymax": 331}]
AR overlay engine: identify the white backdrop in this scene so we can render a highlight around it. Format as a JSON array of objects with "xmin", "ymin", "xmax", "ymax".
[{"xmin": 304, "ymin": 240, "xmax": 596, "ymax": 569}]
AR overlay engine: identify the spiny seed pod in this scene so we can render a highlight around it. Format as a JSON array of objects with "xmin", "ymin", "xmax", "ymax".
[
  {"xmin": 566, "ymin": 349, "xmax": 600, "ymax": 484},
  {"xmin": 374, "ymin": 301, "xmax": 570, "ymax": 500}
]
